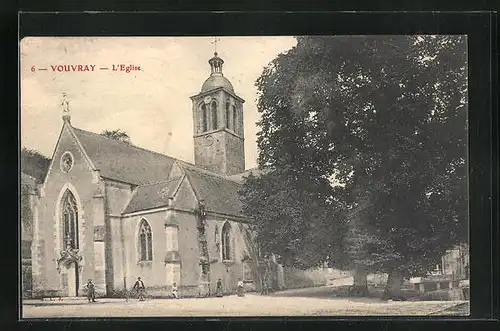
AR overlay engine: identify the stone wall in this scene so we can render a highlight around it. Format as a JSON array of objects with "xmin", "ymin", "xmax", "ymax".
[
  {"xmin": 283, "ymin": 267, "xmax": 329, "ymax": 289},
  {"xmin": 35, "ymin": 124, "xmax": 99, "ymax": 297}
]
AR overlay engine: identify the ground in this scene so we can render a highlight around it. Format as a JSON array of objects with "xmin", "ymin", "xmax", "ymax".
[{"xmin": 22, "ymin": 286, "xmax": 469, "ymax": 318}]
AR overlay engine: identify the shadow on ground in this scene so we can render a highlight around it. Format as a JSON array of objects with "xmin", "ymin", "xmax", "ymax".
[
  {"xmin": 267, "ymin": 285, "xmax": 383, "ymax": 302},
  {"xmin": 266, "ymin": 284, "xmax": 457, "ymax": 302},
  {"xmin": 429, "ymin": 302, "xmax": 470, "ymax": 316}
]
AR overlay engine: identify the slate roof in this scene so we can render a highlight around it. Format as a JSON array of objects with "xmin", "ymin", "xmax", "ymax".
[
  {"xmin": 70, "ymin": 125, "xmax": 247, "ymax": 218},
  {"xmin": 122, "ymin": 178, "xmax": 180, "ymax": 214},
  {"xmin": 182, "ymin": 165, "xmax": 245, "ymax": 217},
  {"xmin": 72, "ymin": 127, "xmax": 178, "ymax": 185},
  {"xmin": 226, "ymin": 167, "xmax": 262, "ymax": 183}
]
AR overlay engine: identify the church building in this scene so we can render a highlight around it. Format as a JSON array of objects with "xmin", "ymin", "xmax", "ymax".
[{"xmin": 28, "ymin": 52, "xmax": 276, "ymax": 298}]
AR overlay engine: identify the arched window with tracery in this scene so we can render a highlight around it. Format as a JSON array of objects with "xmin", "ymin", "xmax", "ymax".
[
  {"xmin": 221, "ymin": 222, "xmax": 232, "ymax": 261},
  {"xmin": 138, "ymin": 219, "xmax": 153, "ymax": 261},
  {"xmin": 201, "ymin": 104, "xmax": 208, "ymax": 132},
  {"xmin": 62, "ymin": 190, "xmax": 79, "ymax": 250},
  {"xmin": 232, "ymin": 105, "xmax": 237, "ymax": 133},
  {"xmin": 211, "ymin": 101, "xmax": 218, "ymax": 130},
  {"xmin": 225, "ymin": 102, "xmax": 230, "ymax": 129}
]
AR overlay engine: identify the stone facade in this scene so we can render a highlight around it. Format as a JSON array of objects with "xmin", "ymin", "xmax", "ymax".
[
  {"xmin": 33, "ymin": 123, "xmax": 98, "ymax": 297},
  {"xmin": 191, "ymin": 53, "xmax": 245, "ymax": 176},
  {"xmin": 31, "ymin": 146, "xmax": 261, "ymax": 297},
  {"xmin": 28, "ymin": 52, "xmax": 277, "ymax": 298}
]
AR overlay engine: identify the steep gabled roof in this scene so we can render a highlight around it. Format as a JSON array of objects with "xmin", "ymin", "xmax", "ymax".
[
  {"xmin": 72, "ymin": 127, "xmax": 179, "ymax": 185},
  {"xmin": 122, "ymin": 178, "xmax": 181, "ymax": 214},
  {"xmin": 69, "ymin": 125, "xmax": 250, "ymax": 218},
  {"xmin": 182, "ymin": 165, "xmax": 246, "ymax": 217},
  {"xmin": 226, "ymin": 167, "xmax": 262, "ymax": 183}
]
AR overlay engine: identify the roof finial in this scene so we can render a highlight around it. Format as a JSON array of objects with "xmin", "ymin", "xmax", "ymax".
[
  {"xmin": 208, "ymin": 38, "xmax": 224, "ymax": 76},
  {"xmin": 61, "ymin": 92, "xmax": 71, "ymax": 124},
  {"xmin": 210, "ymin": 37, "xmax": 221, "ymax": 55}
]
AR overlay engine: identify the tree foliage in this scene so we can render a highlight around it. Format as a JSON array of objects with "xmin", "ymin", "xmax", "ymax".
[
  {"xmin": 21, "ymin": 147, "xmax": 51, "ymax": 182},
  {"xmin": 240, "ymin": 36, "xmax": 468, "ymax": 281},
  {"xmin": 241, "ymin": 170, "xmax": 342, "ymax": 269},
  {"xmin": 20, "ymin": 183, "xmax": 33, "ymax": 242},
  {"xmin": 100, "ymin": 129, "xmax": 132, "ymax": 144},
  {"xmin": 20, "ymin": 147, "xmax": 47, "ymax": 244}
]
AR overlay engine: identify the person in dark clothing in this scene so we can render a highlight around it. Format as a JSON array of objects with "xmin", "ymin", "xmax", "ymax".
[
  {"xmin": 84, "ymin": 279, "xmax": 96, "ymax": 303},
  {"xmin": 172, "ymin": 282, "xmax": 179, "ymax": 299},
  {"xmin": 215, "ymin": 278, "xmax": 224, "ymax": 297},
  {"xmin": 133, "ymin": 277, "xmax": 146, "ymax": 301},
  {"xmin": 237, "ymin": 278, "xmax": 245, "ymax": 297}
]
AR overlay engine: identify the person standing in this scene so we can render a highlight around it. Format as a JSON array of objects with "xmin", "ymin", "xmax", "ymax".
[
  {"xmin": 262, "ymin": 273, "xmax": 269, "ymax": 295},
  {"xmin": 215, "ymin": 278, "xmax": 224, "ymax": 298},
  {"xmin": 133, "ymin": 277, "xmax": 146, "ymax": 301},
  {"xmin": 172, "ymin": 282, "xmax": 179, "ymax": 299},
  {"xmin": 84, "ymin": 279, "xmax": 96, "ymax": 303},
  {"xmin": 237, "ymin": 278, "xmax": 245, "ymax": 297}
]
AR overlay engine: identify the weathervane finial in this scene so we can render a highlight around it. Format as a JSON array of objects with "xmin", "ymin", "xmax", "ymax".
[{"xmin": 211, "ymin": 37, "xmax": 221, "ymax": 55}]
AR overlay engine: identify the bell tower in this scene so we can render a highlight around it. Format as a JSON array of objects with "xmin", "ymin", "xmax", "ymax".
[{"xmin": 190, "ymin": 48, "xmax": 245, "ymax": 175}]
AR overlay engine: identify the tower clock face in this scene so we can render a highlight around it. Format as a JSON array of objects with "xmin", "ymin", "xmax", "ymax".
[
  {"xmin": 205, "ymin": 135, "xmax": 214, "ymax": 147},
  {"xmin": 203, "ymin": 96, "xmax": 212, "ymax": 104}
]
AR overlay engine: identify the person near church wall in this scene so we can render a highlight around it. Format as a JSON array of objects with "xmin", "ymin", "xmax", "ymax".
[
  {"xmin": 215, "ymin": 278, "xmax": 224, "ymax": 298},
  {"xmin": 133, "ymin": 277, "xmax": 146, "ymax": 301},
  {"xmin": 84, "ymin": 279, "xmax": 96, "ymax": 303},
  {"xmin": 172, "ymin": 282, "xmax": 179, "ymax": 299},
  {"xmin": 237, "ymin": 278, "xmax": 245, "ymax": 297}
]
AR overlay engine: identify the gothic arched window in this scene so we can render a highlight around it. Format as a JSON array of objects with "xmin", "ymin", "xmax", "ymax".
[
  {"xmin": 138, "ymin": 219, "xmax": 153, "ymax": 261},
  {"xmin": 201, "ymin": 104, "xmax": 208, "ymax": 132},
  {"xmin": 62, "ymin": 190, "xmax": 79, "ymax": 249},
  {"xmin": 232, "ymin": 105, "xmax": 237, "ymax": 133},
  {"xmin": 221, "ymin": 222, "xmax": 232, "ymax": 261},
  {"xmin": 225, "ymin": 102, "xmax": 230, "ymax": 129},
  {"xmin": 211, "ymin": 101, "xmax": 218, "ymax": 130}
]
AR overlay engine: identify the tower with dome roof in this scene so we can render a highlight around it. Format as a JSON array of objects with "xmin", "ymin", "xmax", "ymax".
[{"xmin": 190, "ymin": 50, "xmax": 246, "ymax": 175}]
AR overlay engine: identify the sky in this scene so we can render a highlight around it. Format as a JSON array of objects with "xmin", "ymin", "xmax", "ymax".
[{"xmin": 20, "ymin": 36, "xmax": 297, "ymax": 170}]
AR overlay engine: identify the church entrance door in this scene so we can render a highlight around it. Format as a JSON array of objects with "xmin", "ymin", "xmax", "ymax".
[{"xmin": 67, "ymin": 262, "xmax": 79, "ymax": 296}]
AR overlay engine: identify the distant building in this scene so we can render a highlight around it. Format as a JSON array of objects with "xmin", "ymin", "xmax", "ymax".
[{"xmin": 440, "ymin": 244, "xmax": 469, "ymax": 280}]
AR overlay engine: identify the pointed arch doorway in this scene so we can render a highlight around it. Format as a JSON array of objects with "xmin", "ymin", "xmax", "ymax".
[
  {"xmin": 56, "ymin": 189, "xmax": 83, "ymax": 297},
  {"xmin": 57, "ymin": 253, "xmax": 82, "ymax": 296},
  {"xmin": 68, "ymin": 262, "xmax": 79, "ymax": 296}
]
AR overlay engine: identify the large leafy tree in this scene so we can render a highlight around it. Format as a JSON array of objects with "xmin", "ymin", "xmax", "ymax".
[
  {"xmin": 241, "ymin": 170, "xmax": 343, "ymax": 270},
  {"xmin": 240, "ymin": 35, "xmax": 468, "ymax": 298},
  {"xmin": 100, "ymin": 129, "xmax": 132, "ymax": 144}
]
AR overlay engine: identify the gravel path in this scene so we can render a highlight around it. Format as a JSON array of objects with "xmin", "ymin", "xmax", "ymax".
[{"xmin": 22, "ymin": 294, "xmax": 468, "ymax": 318}]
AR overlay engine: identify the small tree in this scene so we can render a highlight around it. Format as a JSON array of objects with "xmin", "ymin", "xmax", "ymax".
[{"xmin": 100, "ymin": 129, "xmax": 132, "ymax": 144}]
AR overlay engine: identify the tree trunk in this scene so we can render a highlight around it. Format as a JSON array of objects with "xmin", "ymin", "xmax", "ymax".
[
  {"xmin": 348, "ymin": 267, "xmax": 369, "ymax": 297},
  {"xmin": 382, "ymin": 270, "xmax": 404, "ymax": 301}
]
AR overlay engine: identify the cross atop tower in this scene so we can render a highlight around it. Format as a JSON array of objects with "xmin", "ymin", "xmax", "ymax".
[{"xmin": 210, "ymin": 37, "xmax": 221, "ymax": 54}]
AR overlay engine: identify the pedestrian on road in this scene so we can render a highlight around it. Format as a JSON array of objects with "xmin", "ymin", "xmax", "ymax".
[
  {"xmin": 261, "ymin": 274, "xmax": 269, "ymax": 295},
  {"xmin": 237, "ymin": 278, "xmax": 245, "ymax": 297},
  {"xmin": 133, "ymin": 277, "xmax": 146, "ymax": 301},
  {"xmin": 84, "ymin": 279, "xmax": 96, "ymax": 303},
  {"xmin": 172, "ymin": 282, "xmax": 179, "ymax": 299},
  {"xmin": 215, "ymin": 278, "xmax": 224, "ymax": 298}
]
